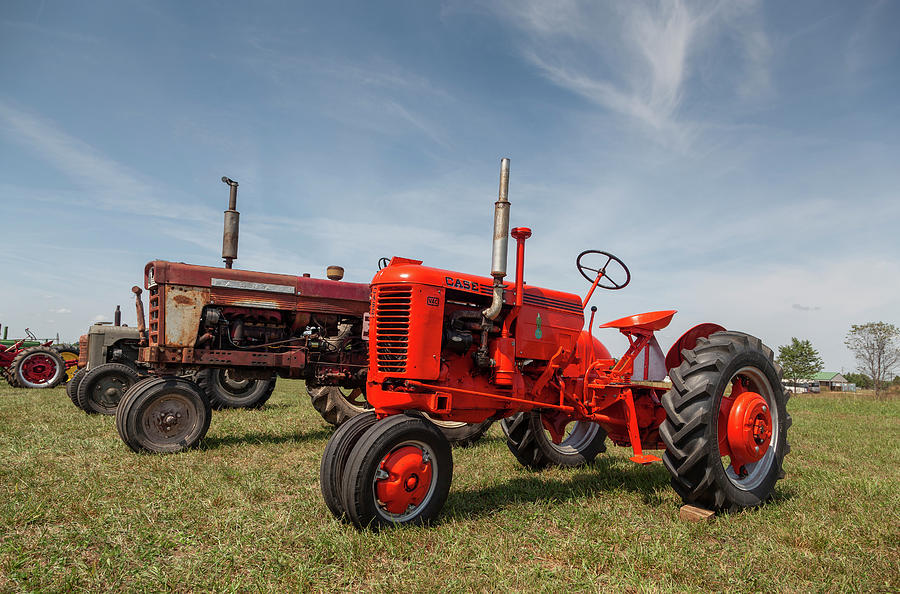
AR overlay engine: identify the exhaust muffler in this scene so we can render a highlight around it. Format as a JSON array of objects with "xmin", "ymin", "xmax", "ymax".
[
  {"xmin": 221, "ymin": 176, "xmax": 240, "ymax": 269},
  {"xmin": 483, "ymin": 158, "xmax": 510, "ymax": 321}
]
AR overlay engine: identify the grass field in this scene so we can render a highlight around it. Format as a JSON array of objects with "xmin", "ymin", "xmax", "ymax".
[{"xmin": 1, "ymin": 381, "xmax": 897, "ymax": 592}]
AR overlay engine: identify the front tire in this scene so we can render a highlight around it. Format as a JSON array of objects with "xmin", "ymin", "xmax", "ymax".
[
  {"xmin": 66, "ymin": 368, "xmax": 89, "ymax": 409},
  {"xmin": 660, "ymin": 331, "xmax": 791, "ymax": 511},
  {"xmin": 320, "ymin": 411, "xmax": 379, "ymax": 520},
  {"xmin": 341, "ymin": 414, "xmax": 453, "ymax": 529},
  {"xmin": 77, "ymin": 362, "xmax": 141, "ymax": 415},
  {"xmin": 116, "ymin": 376, "xmax": 212, "ymax": 454},
  {"xmin": 501, "ymin": 411, "xmax": 607, "ymax": 469}
]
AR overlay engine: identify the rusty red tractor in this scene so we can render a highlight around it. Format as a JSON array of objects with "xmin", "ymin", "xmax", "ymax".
[
  {"xmin": 321, "ymin": 158, "xmax": 790, "ymax": 528},
  {"xmin": 115, "ymin": 177, "xmax": 489, "ymax": 453}
]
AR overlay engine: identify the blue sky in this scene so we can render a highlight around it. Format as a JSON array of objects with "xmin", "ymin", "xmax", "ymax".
[{"xmin": 1, "ymin": 0, "xmax": 898, "ymax": 373}]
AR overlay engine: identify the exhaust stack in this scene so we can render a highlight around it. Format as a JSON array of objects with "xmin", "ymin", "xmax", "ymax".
[
  {"xmin": 482, "ymin": 158, "xmax": 511, "ymax": 321},
  {"xmin": 221, "ymin": 176, "xmax": 240, "ymax": 269}
]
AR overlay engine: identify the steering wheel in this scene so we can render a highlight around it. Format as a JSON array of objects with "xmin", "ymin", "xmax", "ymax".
[
  {"xmin": 377, "ymin": 257, "xmax": 391, "ymax": 270},
  {"xmin": 576, "ymin": 250, "xmax": 631, "ymax": 290}
]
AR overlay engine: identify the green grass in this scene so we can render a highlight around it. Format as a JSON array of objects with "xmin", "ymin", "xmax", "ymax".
[{"xmin": 1, "ymin": 382, "xmax": 898, "ymax": 593}]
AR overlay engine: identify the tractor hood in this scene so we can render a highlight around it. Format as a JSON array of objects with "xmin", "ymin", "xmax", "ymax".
[
  {"xmin": 144, "ymin": 260, "xmax": 371, "ymax": 304},
  {"xmin": 372, "ymin": 258, "xmax": 583, "ymax": 316}
]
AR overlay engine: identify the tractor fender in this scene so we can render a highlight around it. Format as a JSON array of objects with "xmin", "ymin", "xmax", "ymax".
[{"xmin": 664, "ymin": 323, "xmax": 727, "ymax": 372}]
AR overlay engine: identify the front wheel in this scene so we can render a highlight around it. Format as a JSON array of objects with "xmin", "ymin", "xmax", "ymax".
[
  {"xmin": 77, "ymin": 362, "xmax": 141, "ymax": 415},
  {"xmin": 66, "ymin": 368, "xmax": 88, "ymax": 408},
  {"xmin": 116, "ymin": 376, "xmax": 212, "ymax": 454},
  {"xmin": 501, "ymin": 411, "xmax": 607, "ymax": 470},
  {"xmin": 660, "ymin": 331, "xmax": 790, "ymax": 511},
  {"xmin": 341, "ymin": 414, "xmax": 453, "ymax": 529},
  {"xmin": 320, "ymin": 411, "xmax": 379, "ymax": 520}
]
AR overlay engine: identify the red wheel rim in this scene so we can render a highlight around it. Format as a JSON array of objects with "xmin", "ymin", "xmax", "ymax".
[
  {"xmin": 374, "ymin": 443, "xmax": 435, "ymax": 517},
  {"xmin": 21, "ymin": 354, "xmax": 59, "ymax": 385},
  {"xmin": 718, "ymin": 371, "xmax": 775, "ymax": 482}
]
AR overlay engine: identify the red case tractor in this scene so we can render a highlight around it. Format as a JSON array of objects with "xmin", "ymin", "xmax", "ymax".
[{"xmin": 322, "ymin": 158, "xmax": 790, "ymax": 528}]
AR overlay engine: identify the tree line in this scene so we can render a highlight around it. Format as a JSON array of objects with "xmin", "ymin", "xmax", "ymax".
[{"xmin": 777, "ymin": 322, "xmax": 900, "ymax": 397}]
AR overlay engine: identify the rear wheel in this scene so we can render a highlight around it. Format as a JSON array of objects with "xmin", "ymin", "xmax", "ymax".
[
  {"xmin": 308, "ymin": 384, "xmax": 370, "ymax": 426},
  {"xmin": 320, "ymin": 411, "xmax": 379, "ymax": 520},
  {"xmin": 77, "ymin": 363, "xmax": 141, "ymax": 415},
  {"xmin": 53, "ymin": 346, "xmax": 79, "ymax": 383},
  {"xmin": 194, "ymin": 368, "xmax": 276, "ymax": 409},
  {"xmin": 116, "ymin": 376, "xmax": 212, "ymax": 454},
  {"xmin": 341, "ymin": 414, "xmax": 452, "ymax": 529},
  {"xmin": 660, "ymin": 331, "xmax": 790, "ymax": 511},
  {"xmin": 1, "ymin": 366, "xmax": 14, "ymax": 387},
  {"xmin": 11, "ymin": 346, "xmax": 67, "ymax": 388},
  {"xmin": 423, "ymin": 416, "xmax": 494, "ymax": 448},
  {"xmin": 66, "ymin": 368, "xmax": 88, "ymax": 408},
  {"xmin": 501, "ymin": 411, "xmax": 607, "ymax": 469}
]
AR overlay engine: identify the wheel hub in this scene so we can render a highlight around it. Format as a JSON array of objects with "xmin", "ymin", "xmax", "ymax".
[
  {"xmin": 22, "ymin": 355, "xmax": 57, "ymax": 383},
  {"xmin": 156, "ymin": 410, "xmax": 182, "ymax": 432},
  {"xmin": 726, "ymin": 390, "xmax": 772, "ymax": 471},
  {"xmin": 375, "ymin": 445, "xmax": 433, "ymax": 515}
]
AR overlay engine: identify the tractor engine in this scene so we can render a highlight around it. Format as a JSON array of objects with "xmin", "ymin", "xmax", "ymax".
[{"xmin": 136, "ymin": 259, "xmax": 370, "ymax": 387}]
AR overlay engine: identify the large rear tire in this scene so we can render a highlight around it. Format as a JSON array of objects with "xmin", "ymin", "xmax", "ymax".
[
  {"xmin": 11, "ymin": 346, "xmax": 67, "ymax": 388},
  {"xmin": 341, "ymin": 414, "xmax": 453, "ymax": 529},
  {"xmin": 116, "ymin": 376, "xmax": 212, "ymax": 454},
  {"xmin": 320, "ymin": 411, "xmax": 379, "ymax": 520},
  {"xmin": 308, "ymin": 384, "xmax": 370, "ymax": 426},
  {"xmin": 77, "ymin": 362, "xmax": 141, "ymax": 415},
  {"xmin": 501, "ymin": 411, "xmax": 607, "ymax": 470},
  {"xmin": 194, "ymin": 368, "xmax": 275, "ymax": 410},
  {"xmin": 660, "ymin": 331, "xmax": 790, "ymax": 511}
]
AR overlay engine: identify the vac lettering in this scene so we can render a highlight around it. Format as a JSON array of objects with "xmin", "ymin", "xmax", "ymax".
[{"xmin": 444, "ymin": 276, "xmax": 480, "ymax": 292}]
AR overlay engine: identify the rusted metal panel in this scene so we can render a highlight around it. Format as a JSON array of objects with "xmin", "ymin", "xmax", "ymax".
[
  {"xmin": 164, "ymin": 285, "xmax": 210, "ymax": 347},
  {"xmin": 145, "ymin": 260, "xmax": 370, "ymax": 305},
  {"xmin": 148, "ymin": 346, "xmax": 307, "ymax": 371},
  {"xmin": 209, "ymin": 288, "xmax": 299, "ymax": 311}
]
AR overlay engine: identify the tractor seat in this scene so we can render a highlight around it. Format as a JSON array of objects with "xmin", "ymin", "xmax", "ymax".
[{"xmin": 599, "ymin": 310, "xmax": 677, "ymax": 332}]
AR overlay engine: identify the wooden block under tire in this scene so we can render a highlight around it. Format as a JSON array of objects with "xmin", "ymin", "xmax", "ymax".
[{"xmin": 679, "ymin": 504, "xmax": 716, "ymax": 522}]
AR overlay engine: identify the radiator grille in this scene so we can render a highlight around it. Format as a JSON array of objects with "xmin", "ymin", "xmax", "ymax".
[
  {"xmin": 148, "ymin": 286, "xmax": 160, "ymax": 346},
  {"xmin": 374, "ymin": 286, "xmax": 412, "ymax": 373},
  {"xmin": 78, "ymin": 335, "xmax": 88, "ymax": 367}
]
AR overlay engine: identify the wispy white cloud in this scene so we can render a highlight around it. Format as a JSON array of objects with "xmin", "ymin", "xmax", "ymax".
[
  {"xmin": 0, "ymin": 100, "xmax": 216, "ymax": 222},
  {"xmin": 483, "ymin": 0, "xmax": 771, "ymax": 149}
]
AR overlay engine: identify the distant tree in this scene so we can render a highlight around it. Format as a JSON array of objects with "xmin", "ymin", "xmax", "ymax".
[
  {"xmin": 844, "ymin": 322, "xmax": 900, "ymax": 397},
  {"xmin": 844, "ymin": 372, "xmax": 872, "ymax": 390},
  {"xmin": 777, "ymin": 338, "xmax": 825, "ymax": 384}
]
